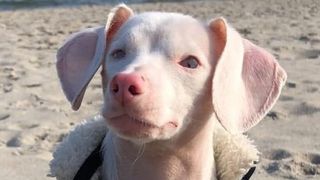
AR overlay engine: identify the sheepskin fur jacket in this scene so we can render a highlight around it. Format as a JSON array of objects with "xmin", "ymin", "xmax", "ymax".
[{"xmin": 49, "ymin": 115, "xmax": 259, "ymax": 180}]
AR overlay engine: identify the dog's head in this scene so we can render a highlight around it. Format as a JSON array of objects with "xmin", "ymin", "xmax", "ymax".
[{"xmin": 56, "ymin": 4, "xmax": 286, "ymax": 144}]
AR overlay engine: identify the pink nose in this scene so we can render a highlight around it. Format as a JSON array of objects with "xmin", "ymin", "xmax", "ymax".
[{"xmin": 110, "ymin": 73, "xmax": 145, "ymax": 104}]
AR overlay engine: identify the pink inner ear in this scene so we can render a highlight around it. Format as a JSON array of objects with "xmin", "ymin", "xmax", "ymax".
[
  {"xmin": 240, "ymin": 39, "xmax": 287, "ymax": 131},
  {"xmin": 56, "ymin": 4, "xmax": 134, "ymax": 110},
  {"xmin": 210, "ymin": 18, "xmax": 226, "ymax": 61},
  {"xmin": 62, "ymin": 33, "xmax": 97, "ymax": 98},
  {"xmin": 210, "ymin": 18, "xmax": 287, "ymax": 133},
  {"xmin": 56, "ymin": 27, "xmax": 106, "ymax": 110},
  {"xmin": 106, "ymin": 4, "xmax": 134, "ymax": 48}
]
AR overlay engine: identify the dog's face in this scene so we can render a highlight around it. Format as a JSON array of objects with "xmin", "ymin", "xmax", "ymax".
[
  {"xmin": 101, "ymin": 13, "xmax": 213, "ymax": 143},
  {"xmin": 56, "ymin": 4, "xmax": 286, "ymax": 144}
]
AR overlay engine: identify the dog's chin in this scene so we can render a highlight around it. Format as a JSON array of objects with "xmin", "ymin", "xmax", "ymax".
[{"xmin": 105, "ymin": 114, "xmax": 179, "ymax": 144}]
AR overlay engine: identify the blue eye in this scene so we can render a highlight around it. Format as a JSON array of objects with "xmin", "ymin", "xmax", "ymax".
[
  {"xmin": 179, "ymin": 56, "xmax": 199, "ymax": 69},
  {"xmin": 111, "ymin": 49, "xmax": 126, "ymax": 59}
]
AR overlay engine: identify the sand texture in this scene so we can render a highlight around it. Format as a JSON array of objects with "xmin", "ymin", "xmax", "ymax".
[{"xmin": 0, "ymin": 0, "xmax": 319, "ymax": 179}]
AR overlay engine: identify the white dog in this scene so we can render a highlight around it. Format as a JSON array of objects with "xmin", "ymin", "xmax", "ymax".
[{"xmin": 50, "ymin": 4, "xmax": 287, "ymax": 180}]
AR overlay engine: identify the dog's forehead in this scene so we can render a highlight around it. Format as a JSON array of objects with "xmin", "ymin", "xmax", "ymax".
[
  {"xmin": 112, "ymin": 12, "xmax": 211, "ymax": 61},
  {"xmin": 131, "ymin": 12, "xmax": 207, "ymax": 38},
  {"xmin": 130, "ymin": 12, "xmax": 201, "ymax": 30},
  {"xmin": 119, "ymin": 13, "xmax": 207, "ymax": 44}
]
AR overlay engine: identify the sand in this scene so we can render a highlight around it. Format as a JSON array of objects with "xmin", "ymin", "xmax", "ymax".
[{"xmin": 0, "ymin": 0, "xmax": 319, "ymax": 179}]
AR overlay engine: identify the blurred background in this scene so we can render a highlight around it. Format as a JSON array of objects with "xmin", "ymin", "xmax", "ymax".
[
  {"xmin": 0, "ymin": 0, "xmax": 319, "ymax": 179},
  {"xmin": 0, "ymin": 0, "xmax": 195, "ymax": 10}
]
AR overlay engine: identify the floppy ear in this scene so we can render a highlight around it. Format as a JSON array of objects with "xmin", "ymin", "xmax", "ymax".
[
  {"xmin": 56, "ymin": 4, "xmax": 133, "ymax": 110},
  {"xmin": 209, "ymin": 18, "xmax": 287, "ymax": 133}
]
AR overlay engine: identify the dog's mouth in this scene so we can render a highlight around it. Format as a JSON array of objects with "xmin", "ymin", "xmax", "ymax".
[{"xmin": 105, "ymin": 114, "xmax": 178, "ymax": 139}]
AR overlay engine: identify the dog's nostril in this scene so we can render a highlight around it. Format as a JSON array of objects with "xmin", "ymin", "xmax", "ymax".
[
  {"xmin": 128, "ymin": 85, "xmax": 139, "ymax": 95},
  {"xmin": 112, "ymin": 84, "xmax": 119, "ymax": 93}
]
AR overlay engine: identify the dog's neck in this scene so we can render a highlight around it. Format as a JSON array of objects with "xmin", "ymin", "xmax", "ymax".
[{"xmin": 102, "ymin": 115, "xmax": 216, "ymax": 180}]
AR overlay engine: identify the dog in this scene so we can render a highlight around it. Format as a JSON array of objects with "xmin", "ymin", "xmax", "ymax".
[{"xmin": 51, "ymin": 4, "xmax": 287, "ymax": 180}]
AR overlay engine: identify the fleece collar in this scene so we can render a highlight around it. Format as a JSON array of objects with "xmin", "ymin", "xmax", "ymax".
[{"xmin": 50, "ymin": 115, "xmax": 259, "ymax": 180}]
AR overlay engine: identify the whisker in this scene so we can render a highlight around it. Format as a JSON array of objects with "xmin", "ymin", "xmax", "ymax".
[{"xmin": 130, "ymin": 144, "xmax": 146, "ymax": 168}]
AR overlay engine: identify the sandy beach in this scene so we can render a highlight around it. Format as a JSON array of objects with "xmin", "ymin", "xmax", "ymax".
[{"xmin": 0, "ymin": 0, "xmax": 319, "ymax": 179}]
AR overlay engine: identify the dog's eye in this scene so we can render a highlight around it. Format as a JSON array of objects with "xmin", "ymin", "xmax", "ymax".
[
  {"xmin": 111, "ymin": 49, "xmax": 126, "ymax": 59},
  {"xmin": 179, "ymin": 56, "xmax": 199, "ymax": 69}
]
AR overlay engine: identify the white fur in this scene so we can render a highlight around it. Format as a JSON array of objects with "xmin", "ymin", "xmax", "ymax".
[
  {"xmin": 102, "ymin": 132, "xmax": 118, "ymax": 180},
  {"xmin": 102, "ymin": 11, "xmax": 212, "ymax": 143},
  {"xmin": 52, "ymin": 4, "xmax": 285, "ymax": 180},
  {"xmin": 49, "ymin": 116, "xmax": 259, "ymax": 180}
]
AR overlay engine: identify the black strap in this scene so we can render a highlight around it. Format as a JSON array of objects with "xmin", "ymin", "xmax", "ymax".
[
  {"xmin": 73, "ymin": 141, "xmax": 103, "ymax": 180},
  {"xmin": 241, "ymin": 166, "xmax": 256, "ymax": 180}
]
